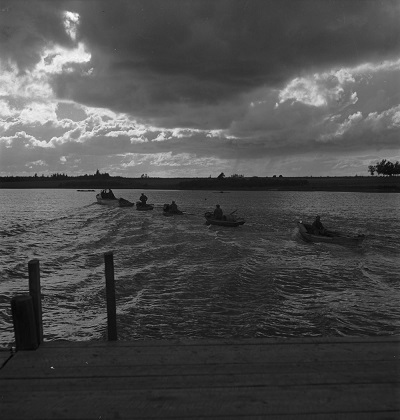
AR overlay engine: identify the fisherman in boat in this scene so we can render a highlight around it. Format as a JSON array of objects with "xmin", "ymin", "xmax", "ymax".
[
  {"xmin": 101, "ymin": 189, "xmax": 115, "ymax": 199},
  {"xmin": 139, "ymin": 193, "xmax": 148, "ymax": 205},
  {"xmin": 214, "ymin": 204, "xmax": 223, "ymax": 220},
  {"xmin": 312, "ymin": 215, "xmax": 327, "ymax": 235},
  {"xmin": 169, "ymin": 201, "xmax": 178, "ymax": 212}
]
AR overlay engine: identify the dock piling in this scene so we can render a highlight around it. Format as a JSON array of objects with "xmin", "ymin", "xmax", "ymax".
[
  {"xmin": 11, "ymin": 295, "xmax": 39, "ymax": 350},
  {"xmin": 104, "ymin": 251, "xmax": 118, "ymax": 341}
]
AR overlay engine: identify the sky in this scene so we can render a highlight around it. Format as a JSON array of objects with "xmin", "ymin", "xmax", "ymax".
[{"xmin": 0, "ymin": 0, "xmax": 399, "ymax": 178}]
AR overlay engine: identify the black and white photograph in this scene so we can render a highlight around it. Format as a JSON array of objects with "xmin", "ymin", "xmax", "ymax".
[{"xmin": 1, "ymin": 1, "xmax": 399, "ymax": 418}]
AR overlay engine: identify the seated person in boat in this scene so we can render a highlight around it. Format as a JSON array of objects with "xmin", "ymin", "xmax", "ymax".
[
  {"xmin": 139, "ymin": 193, "xmax": 148, "ymax": 205},
  {"xmin": 169, "ymin": 201, "xmax": 178, "ymax": 212},
  {"xmin": 213, "ymin": 204, "xmax": 223, "ymax": 220},
  {"xmin": 312, "ymin": 215, "xmax": 327, "ymax": 235},
  {"xmin": 101, "ymin": 189, "xmax": 115, "ymax": 199}
]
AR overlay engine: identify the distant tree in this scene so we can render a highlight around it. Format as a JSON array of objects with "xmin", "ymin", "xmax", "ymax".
[
  {"xmin": 376, "ymin": 159, "xmax": 387, "ymax": 176},
  {"xmin": 371, "ymin": 159, "xmax": 400, "ymax": 176},
  {"xmin": 368, "ymin": 165, "xmax": 376, "ymax": 176},
  {"xmin": 230, "ymin": 174, "xmax": 244, "ymax": 178},
  {"xmin": 395, "ymin": 161, "xmax": 400, "ymax": 176},
  {"xmin": 217, "ymin": 172, "xmax": 225, "ymax": 179},
  {"xmin": 385, "ymin": 160, "xmax": 395, "ymax": 176}
]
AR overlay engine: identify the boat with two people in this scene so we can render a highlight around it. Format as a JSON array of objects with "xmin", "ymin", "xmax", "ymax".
[
  {"xmin": 96, "ymin": 189, "xmax": 134, "ymax": 207},
  {"xmin": 297, "ymin": 219, "xmax": 365, "ymax": 246},
  {"xmin": 204, "ymin": 205, "xmax": 245, "ymax": 227},
  {"xmin": 163, "ymin": 201, "xmax": 184, "ymax": 216},
  {"xmin": 96, "ymin": 189, "xmax": 118, "ymax": 205}
]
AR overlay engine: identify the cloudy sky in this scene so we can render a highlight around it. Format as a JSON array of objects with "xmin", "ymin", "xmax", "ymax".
[{"xmin": 0, "ymin": 0, "xmax": 399, "ymax": 178}]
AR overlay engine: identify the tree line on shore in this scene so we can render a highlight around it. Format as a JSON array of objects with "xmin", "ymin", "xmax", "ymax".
[
  {"xmin": 1, "ymin": 161, "xmax": 399, "ymax": 183},
  {"xmin": 368, "ymin": 160, "xmax": 400, "ymax": 176},
  {"xmin": 0, "ymin": 169, "xmax": 113, "ymax": 182}
]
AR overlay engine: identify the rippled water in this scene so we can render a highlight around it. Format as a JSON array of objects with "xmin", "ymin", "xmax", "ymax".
[{"xmin": 1, "ymin": 188, "xmax": 399, "ymax": 347}]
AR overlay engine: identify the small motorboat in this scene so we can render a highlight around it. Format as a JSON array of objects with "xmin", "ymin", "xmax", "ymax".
[
  {"xmin": 96, "ymin": 189, "xmax": 119, "ymax": 205},
  {"xmin": 204, "ymin": 211, "xmax": 245, "ymax": 227},
  {"xmin": 297, "ymin": 221, "xmax": 365, "ymax": 246},
  {"xmin": 96, "ymin": 190, "xmax": 133, "ymax": 207},
  {"xmin": 162, "ymin": 203, "xmax": 184, "ymax": 216},
  {"xmin": 136, "ymin": 202, "xmax": 154, "ymax": 211}
]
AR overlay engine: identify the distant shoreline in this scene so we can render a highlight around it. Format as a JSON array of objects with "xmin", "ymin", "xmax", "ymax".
[{"xmin": 0, "ymin": 176, "xmax": 399, "ymax": 193}]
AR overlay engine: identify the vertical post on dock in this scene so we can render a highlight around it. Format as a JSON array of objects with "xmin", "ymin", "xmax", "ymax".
[
  {"xmin": 28, "ymin": 259, "xmax": 43, "ymax": 345},
  {"xmin": 11, "ymin": 295, "xmax": 39, "ymax": 350},
  {"xmin": 104, "ymin": 251, "xmax": 118, "ymax": 341}
]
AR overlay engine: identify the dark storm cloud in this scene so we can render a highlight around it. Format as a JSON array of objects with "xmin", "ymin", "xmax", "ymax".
[
  {"xmin": 72, "ymin": 0, "xmax": 399, "ymax": 84},
  {"xmin": 2, "ymin": 0, "xmax": 398, "ymax": 125},
  {"xmin": 71, "ymin": 0, "xmax": 400, "ymax": 125}
]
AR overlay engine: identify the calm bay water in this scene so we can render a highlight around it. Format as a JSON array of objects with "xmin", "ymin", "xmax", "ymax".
[{"xmin": 1, "ymin": 188, "xmax": 399, "ymax": 348}]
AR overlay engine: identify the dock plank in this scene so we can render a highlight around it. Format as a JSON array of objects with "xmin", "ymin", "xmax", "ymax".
[
  {"xmin": 1, "ymin": 337, "xmax": 399, "ymax": 419},
  {"xmin": 1, "ymin": 384, "xmax": 399, "ymax": 418},
  {"xmin": 1, "ymin": 360, "xmax": 397, "ymax": 384},
  {"xmin": 1, "ymin": 364, "xmax": 398, "ymax": 391},
  {"xmin": 3, "ymin": 340, "xmax": 398, "ymax": 368}
]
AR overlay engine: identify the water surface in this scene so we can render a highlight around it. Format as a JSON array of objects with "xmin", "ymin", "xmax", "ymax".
[{"xmin": 1, "ymin": 189, "xmax": 399, "ymax": 347}]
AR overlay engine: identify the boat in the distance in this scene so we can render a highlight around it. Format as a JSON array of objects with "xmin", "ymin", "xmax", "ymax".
[
  {"xmin": 204, "ymin": 211, "xmax": 245, "ymax": 227},
  {"xmin": 136, "ymin": 202, "xmax": 154, "ymax": 211},
  {"xmin": 96, "ymin": 190, "xmax": 134, "ymax": 207},
  {"xmin": 162, "ymin": 203, "xmax": 184, "ymax": 216},
  {"xmin": 297, "ymin": 221, "xmax": 365, "ymax": 246},
  {"xmin": 96, "ymin": 189, "xmax": 119, "ymax": 205}
]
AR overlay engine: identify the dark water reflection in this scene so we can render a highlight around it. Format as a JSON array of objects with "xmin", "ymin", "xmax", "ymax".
[{"xmin": 1, "ymin": 189, "xmax": 399, "ymax": 347}]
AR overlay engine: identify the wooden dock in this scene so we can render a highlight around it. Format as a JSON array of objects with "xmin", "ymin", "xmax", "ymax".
[
  {"xmin": 2, "ymin": 256, "xmax": 399, "ymax": 418},
  {"xmin": 1, "ymin": 336, "xmax": 399, "ymax": 419}
]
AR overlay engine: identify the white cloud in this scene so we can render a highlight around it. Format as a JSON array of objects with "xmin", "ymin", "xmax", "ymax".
[
  {"xmin": 20, "ymin": 102, "xmax": 58, "ymax": 125},
  {"xmin": 277, "ymin": 68, "xmax": 358, "ymax": 109},
  {"xmin": 63, "ymin": 11, "xmax": 80, "ymax": 42}
]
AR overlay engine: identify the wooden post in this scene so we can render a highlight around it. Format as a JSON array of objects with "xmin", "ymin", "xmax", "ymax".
[
  {"xmin": 28, "ymin": 259, "xmax": 43, "ymax": 345},
  {"xmin": 104, "ymin": 251, "xmax": 117, "ymax": 341},
  {"xmin": 11, "ymin": 295, "xmax": 39, "ymax": 350}
]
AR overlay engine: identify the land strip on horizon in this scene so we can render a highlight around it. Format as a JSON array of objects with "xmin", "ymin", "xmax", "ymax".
[{"xmin": 0, "ymin": 176, "xmax": 399, "ymax": 192}]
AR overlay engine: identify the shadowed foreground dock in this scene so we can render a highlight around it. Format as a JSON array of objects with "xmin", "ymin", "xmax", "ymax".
[{"xmin": 1, "ymin": 336, "xmax": 399, "ymax": 419}]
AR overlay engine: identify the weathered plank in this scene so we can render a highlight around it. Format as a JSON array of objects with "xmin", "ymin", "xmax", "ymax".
[
  {"xmin": 1, "ymin": 362, "xmax": 398, "ymax": 391},
  {"xmin": 1, "ymin": 384, "xmax": 399, "ymax": 418},
  {"xmin": 3, "ymin": 340, "xmax": 398, "ymax": 370},
  {"xmin": 1, "ymin": 360, "xmax": 397, "ymax": 383}
]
